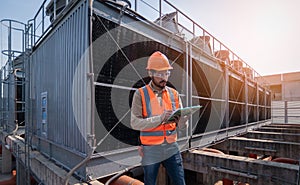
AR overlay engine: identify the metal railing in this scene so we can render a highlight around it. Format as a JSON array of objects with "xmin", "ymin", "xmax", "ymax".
[
  {"xmin": 20, "ymin": 0, "xmax": 71, "ymax": 50},
  {"xmin": 1, "ymin": 0, "xmax": 270, "ymax": 87},
  {"xmin": 0, "ymin": 19, "xmax": 26, "ymax": 68},
  {"xmin": 129, "ymin": 0, "xmax": 269, "ymax": 86},
  {"xmin": 1, "ymin": 0, "xmax": 76, "ymax": 62},
  {"xmin": 271, "ymin": 100, "xmax": 300, "ymax": 124},
  {"xmin": 23, "ymin": 0, "xmax": 270, "ymax": 85},
  {"xmin": 0, "ymin": 19, "xmax": 27, "ymax": 131}
]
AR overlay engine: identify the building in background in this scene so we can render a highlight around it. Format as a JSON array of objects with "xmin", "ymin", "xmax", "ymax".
[
  {"xmin": 257, "ymin": 71, "xmax": 300, "ymax": 124},
  {"xmin": 257, "ymin": 71, "xmax": 300, "ymax": 101}
]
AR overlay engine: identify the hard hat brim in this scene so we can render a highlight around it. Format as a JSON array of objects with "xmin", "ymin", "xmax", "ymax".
[{"xmin": 146, "ymin": 66, "xmax": 173, "ymax": 71}]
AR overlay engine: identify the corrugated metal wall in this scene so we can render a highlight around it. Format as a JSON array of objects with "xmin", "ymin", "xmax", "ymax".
[
  {"xmin": 29, "ymin": 0, "xmax": 90, "ymax": 154},
  {"xmin": 272, "ymin": 100, "xmax": 300, "ymax": 123}
]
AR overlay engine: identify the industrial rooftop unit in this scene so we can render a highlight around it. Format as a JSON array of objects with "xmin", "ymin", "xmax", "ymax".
[{"xmin": 0, "ymin": 0, "xmax": 271, "ymax": 182}]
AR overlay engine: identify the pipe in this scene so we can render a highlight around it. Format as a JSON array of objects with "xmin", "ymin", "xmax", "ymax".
[
  {"xmin": 262, "ymin": 155, "xmax": 272, "ymax": 161},
  {"xmin": 222, "ymin": 178, "xmax": 233, "ymax": 185},
  {"xmin": 211, "ymin": 167, "xmax": 258, "ymax": 179},
  {"xmin": 88, "ymin": 0, "xmax": 96, "ymax": 150},
  {"xmin": 248, "ymin": 153, "xmax": 257, "ymax": 159},
  {"xmin": 64, "ymin": 0, "xmax": 95, "ymax": 184},
  {"xmin": 104, "ymin": 166, "xmax": 140, "ymax": 185},
  {"xmin": 201, "ymin": 148, "xmax": 225, "ymax": 155},
  {"xmin": 272, "ymin": 157, "xmax": 299, "ymax": 165},
  {"xmin": 107, "ymin": 175, "xmax": 143, "ymax": 185},
  {"xmin": 64, "ymin": 147, "xmax": 95, "ymax": 185},
  {"xmin": 118, "ymin": 3, "xmax": 129, "ymax": 25}
]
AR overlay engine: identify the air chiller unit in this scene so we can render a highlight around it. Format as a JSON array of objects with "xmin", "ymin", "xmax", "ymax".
[{"xmin": 26, "ymin": 0, "xmax": 271, "ymax": 180}]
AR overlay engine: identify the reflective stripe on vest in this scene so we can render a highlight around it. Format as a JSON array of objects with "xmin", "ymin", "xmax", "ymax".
[{"xmin": 139, "ymin": 85, "xmax": 179, "ymax": 145}]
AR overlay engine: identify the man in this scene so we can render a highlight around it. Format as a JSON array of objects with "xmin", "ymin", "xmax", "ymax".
[{"xmin": 131, "ymin": 51, "xmax": 187, "ymax": 185}]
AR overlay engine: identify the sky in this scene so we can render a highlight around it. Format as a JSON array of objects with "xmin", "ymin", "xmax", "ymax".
[
  {"xmin": 172, "ymin": 0, "xmax": 300, "ymax": 76},
  {"xmin": 1, "ymin": 0, "xmax": 300, "ymax": 76}
]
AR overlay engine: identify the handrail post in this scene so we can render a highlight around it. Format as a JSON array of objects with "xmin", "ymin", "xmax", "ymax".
[
  {"xmin": 8, "ymin": 21, "xmax": 12, "ymax": 63},
  {"xmin": 256, "ymin": 83, "xmax": 259, "ymax": 122},
  {"xmin": 224, "ymin": 65, "xmax": 229, "ymax": 135},
  {"xmin": 54, "ymin": 0, "xmax": 57, "ymax": 20},
  {"xmin": 245, "ymin": 76, "xmax": 249, "ymax": 130},
  {"xmin": 284, "ymin": 100, "xmax": 288, "ymax": 123},
  {"xmin": 192, "ymin": 23, "xmax": 195, "ymax": 36},
  {"xmin": 42, "ymin": 6, "xmax": 45, "ymax": 33},
  {"xmin": 33, "ymin": 19, "xmax": 36, "ymax": 44},
  {"xmin": 159, "ymin": 0, "xmax": 162, "ymax": 26}
]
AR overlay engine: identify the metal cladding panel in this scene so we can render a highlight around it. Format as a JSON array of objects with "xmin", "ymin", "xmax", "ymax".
[
  {"xmin": 248, "ymin": 85, "xmax": 256, "ymax": 104},
  {"xmin": 229, "ymin": 76, "xmax": 245, "ymax": 102},
  {"xmin": 191, "ymin": 60, "xmax": 226, "ymax": 134},
  {"xmin": 30, "ymin": 0, "xmax": 90, "ymax": 154}
]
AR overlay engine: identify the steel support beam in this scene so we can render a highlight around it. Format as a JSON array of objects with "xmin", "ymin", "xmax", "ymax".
[
  {"xmin": 224, "ymin": 66, "xmax": 229, "ymax": 131},
  {"xmin": 257, "ymin": 127, "xmax": 300, "ymax": 134},
  {"xmin": 183, "ymin": 150, "xmax": 299, "ymax": 185},
  {"xmin": 214, "ymin": 136, "xmax": 300, "ymax": 159},
  {"xmin": 245, "ymin": 130, "xmax": 300, "ymax": 143}
]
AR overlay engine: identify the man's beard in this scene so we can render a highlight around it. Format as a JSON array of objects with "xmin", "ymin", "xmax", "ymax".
[{"xmin": 152, "ymin": 77, "xmax": 167, "ymax": 89}]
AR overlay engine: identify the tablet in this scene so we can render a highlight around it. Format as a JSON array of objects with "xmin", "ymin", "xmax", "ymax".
[{"xmin": 167, "ymin": 105, "xmax": 202, "ymax": 122}]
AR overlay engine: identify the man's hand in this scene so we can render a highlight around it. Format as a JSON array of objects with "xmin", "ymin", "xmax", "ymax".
[
  {"xmin": 177, "ymin": 115, "xmax": 189, "ymax": 129},
  {"xmin": 160, "ymin": 110, "xmax": 173, "ymax": 123},
  {"xmin": 179, "ymin": 115, "xmax": 189, "ymax": 123},
  {"xmin": 172, "ymin": 115, "xmax": 188, "ymax": 124},
  {"xmin": 172, "ymin": 115, "xmax": 180, "ymax": 124}
]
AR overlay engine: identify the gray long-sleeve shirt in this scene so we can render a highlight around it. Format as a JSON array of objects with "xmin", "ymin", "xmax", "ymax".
[{"xmin": 130, "ymin": 82, "xmax": 187, "ymax": 131}]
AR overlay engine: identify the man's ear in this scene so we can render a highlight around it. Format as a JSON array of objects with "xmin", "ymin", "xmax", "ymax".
[{"xmin": 148, "ymin": 70, "xmax": 153, "ymax": 77}]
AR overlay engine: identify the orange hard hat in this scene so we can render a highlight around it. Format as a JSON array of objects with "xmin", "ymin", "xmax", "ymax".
[{"xmin": 146, "ymin": 51, "xmax": 173, "ymax": 71}]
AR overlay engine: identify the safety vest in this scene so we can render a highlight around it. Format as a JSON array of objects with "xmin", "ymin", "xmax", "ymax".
[{"xmin": 139, "ymin": 85, "xmax": 180, "ymax": 145}]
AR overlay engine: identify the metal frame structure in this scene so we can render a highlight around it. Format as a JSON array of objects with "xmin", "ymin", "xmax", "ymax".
[
  {"xmin": 0, "ymin": 19, "xmax": 29, "ymax": 184},
  {"xmin": 0, "ymin": 0, "xmax": 271, "ymax": 182}
]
